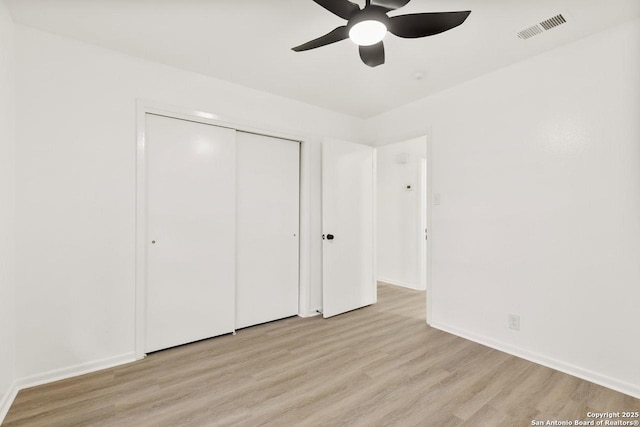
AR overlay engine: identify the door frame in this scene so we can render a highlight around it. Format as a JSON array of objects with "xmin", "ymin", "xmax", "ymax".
[
  {"xmin": 423, "ymin": 134, "xmax": 433, "ymax": 325},
  {"xmin": 135, "ymin": 99, "xmax": 310, "ymax": 360},
  {"xmin": 415, "ymin": 135, "xmax": 433, "ymax": 325},
  {"xmin": 419, "ymin": 157, "xmax": 428, "ymax": 291}
]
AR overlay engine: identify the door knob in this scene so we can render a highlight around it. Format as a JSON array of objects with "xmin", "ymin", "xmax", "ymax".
[{"xmin": 326, "ymin": 234, "xmax": 335, "ymax": 240}]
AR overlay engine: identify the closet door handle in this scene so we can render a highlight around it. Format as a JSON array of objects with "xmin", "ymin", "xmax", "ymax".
[{"xmin": 326, "ymin": 234, "xmax": 335, "ymax": 240}]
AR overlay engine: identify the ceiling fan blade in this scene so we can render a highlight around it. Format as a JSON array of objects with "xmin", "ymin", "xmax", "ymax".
[
  {"xmin": 371, "ymin": 0, "xmax": 411, "ymax": 10},
  {"xmin": 388, "ymin": 11, "xmax": 471, "ymax": 38},
  {"xmin": 312, "ymin": 0, "xmax": 360, "ymax": 20},
  {"xmin": 359, "ymin": 42, "xmax": 385, "ymax": 67},
  {"xmin": 292, "ymin": 26, "xmax": 349, "ymax": 52}
]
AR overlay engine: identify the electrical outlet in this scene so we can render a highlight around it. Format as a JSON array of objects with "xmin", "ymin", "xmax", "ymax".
[{"xmin": 508, "ymin": 314, "xmax": 520, "ymax": 331}]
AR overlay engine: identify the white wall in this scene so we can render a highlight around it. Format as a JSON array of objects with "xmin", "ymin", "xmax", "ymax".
[
  {"xmin": 376, "ymin": 137, "xmax": 427, "ymax": 290},
  {"xmin": 13, "ymin": 25, "xmax": 363, "ymax": 380},
  {"xmin": 365, "ymin": 19, "xmax": 640, "ymax": 396},
  {"xmin": 0, "ymin": 0, "xmax": 16, "ymax": 413}
]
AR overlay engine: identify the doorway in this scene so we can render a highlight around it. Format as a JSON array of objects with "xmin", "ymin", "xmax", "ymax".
[{"xmin": 375, "ymin": 136, "xmax": 430, "ymax": 322}]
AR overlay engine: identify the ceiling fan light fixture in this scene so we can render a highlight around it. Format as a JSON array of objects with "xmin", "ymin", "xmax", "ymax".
[
  {"xmin": 349, "ymin": 20, "xmax": 387, "ymax": 46},
  {"xmin": 292, "ymin": 0, "xmax": 472, "ymax": 68}
]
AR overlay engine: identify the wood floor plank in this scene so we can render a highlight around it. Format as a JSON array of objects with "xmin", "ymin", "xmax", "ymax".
[{"xmin": 4, "ymin": 283, "xmax": 639, "ymax": 426}]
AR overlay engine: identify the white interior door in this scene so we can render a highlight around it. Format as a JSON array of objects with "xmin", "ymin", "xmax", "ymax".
[
  {"xmin": 145, "ymin": 114, "xmax": 236, "ymax": 353},
  {"xmin": 236, "ymin": 132, "xmax": 300, "ymax": 329},
  {"xmin": 322, "ymin": 139, "xmax": 375, "ymax": 318}
]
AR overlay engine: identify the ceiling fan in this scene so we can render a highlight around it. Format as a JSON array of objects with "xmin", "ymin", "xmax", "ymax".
[{"xmin": 292, "ymin": 0, "xmax": 471, "ymax": 67}]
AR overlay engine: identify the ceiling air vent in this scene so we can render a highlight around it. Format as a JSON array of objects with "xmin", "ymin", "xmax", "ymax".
[
  {"xmin": 517, "ymin": 14, "xmax": 567, "ymax": 40},
  {"xmin": 540, "ymin": 14, "xmax": 567, "ymax": 31},
  {"xmin": 517, "ymin": 25, "xmax": 544, "ymax": 40}
]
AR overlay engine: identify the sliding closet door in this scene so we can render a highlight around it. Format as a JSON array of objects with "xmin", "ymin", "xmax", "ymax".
[
  {"xmin": 236, "ymin": 132, "xmax": 300, "ymax": 329},
  {"xmin": 145, "ymin": 114, "xmax": 236, "ymax": 353}
]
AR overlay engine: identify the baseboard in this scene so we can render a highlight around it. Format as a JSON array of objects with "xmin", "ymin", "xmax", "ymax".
[
  {"xmin": 15, "ymin": 352, "xmax": 136, "ymax": 391},
  {"xmin": 0, "ymin": 380, "xmax": 19, "ymax": 425},
  {"xmin": 430, "ymin": 321, "xmax": 640, "ymax": 400},
  {"xmin": 0, "ymin": 352, "xmax": 136, "ymax": 424},
  {"xmin": 378, "ymin": 277, "xmax": 425, "ymax": 291}
]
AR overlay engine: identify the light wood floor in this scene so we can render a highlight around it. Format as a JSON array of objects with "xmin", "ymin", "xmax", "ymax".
[{"xmin": 5, "ymin": 284, "xmax": 639, "ymax": 426}]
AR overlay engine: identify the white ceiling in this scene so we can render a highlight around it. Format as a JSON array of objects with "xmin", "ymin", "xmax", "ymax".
[{"xmin": 4, "ymin": 0, "xmax": 640, "ymax": 118}]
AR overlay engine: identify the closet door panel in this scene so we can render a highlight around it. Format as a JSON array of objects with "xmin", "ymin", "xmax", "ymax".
[
  {"xmin": 145, "ymin": 114, "xmax": 236, "ymax": 353},
  {"xmin": 236, "ymin": 132, "xmax": 300, "ymax": 329}
]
